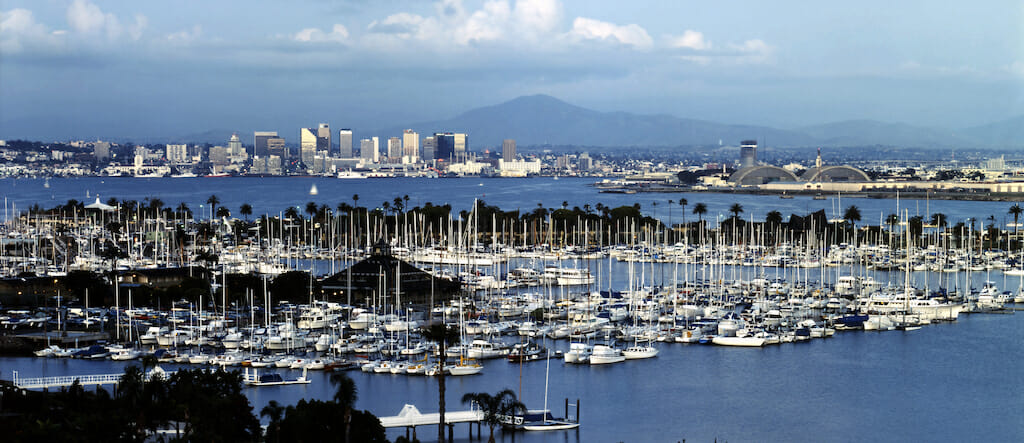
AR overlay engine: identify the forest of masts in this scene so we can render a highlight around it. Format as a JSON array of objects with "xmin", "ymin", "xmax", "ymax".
[{"xmin": 13, "ymin": 196, "xmax": 1024, "ymax": 267}]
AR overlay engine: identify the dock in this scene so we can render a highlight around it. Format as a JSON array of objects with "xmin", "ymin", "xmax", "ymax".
[
  {"xmin": 242, "ymin": 367, "xmax": 311, "ymax": 386},
  {"xmin": 379, "ymin": 404, "xmax": 484, "ymax": 441},
  {"xmin": 11, "ymin": 367, "xmax": 172, "ymax": 390}
]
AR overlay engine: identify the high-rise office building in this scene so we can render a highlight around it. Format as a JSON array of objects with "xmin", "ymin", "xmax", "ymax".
[
  {"xmin": 434, "ymin": 132, "xmax": 468, "ymax": 162},
  {"xmin": 422, "ymin": 136, "xmax": 436, "ymax": 161},
  {"xmin": 301, "ymin": 124, "xmax": 331, "ymax": 165},
  {"xmin": 387, "ymin": 137, "xmax": 402, "ymax": 161},
  {"xmin": 454, "ymin": 133, "xmax": 467, "ymax": 162},
  {"xmin": 360, "ymin": 137, "xmax": 379, "ymax": 163},
  {"xmin": 317, "ymin": 123, "xmax": 331, "ymax": 153},
  {"xmin": 254, "ymin": 131, "xmax": 277, "ymax": 157},
  {"xmin": 266, "ymin": 136, "xmax": 286, "ymax": 159},
  {"xmin": 338, "ymin": 129, "xmax": 353, "ymax": 158},
  {"xmin": 502, "ymin": 139, "xmax": 516, "ymax": 161},
  {"xmin": 300, "ymin": 127, "xmax": 317, "ymax": 165},
  {"xmin": 403, "ymin": 130, "xmax": 419, "ymax": 161}
]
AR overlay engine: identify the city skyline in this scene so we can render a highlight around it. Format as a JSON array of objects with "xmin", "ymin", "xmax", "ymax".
[{"xmin": 1, "ymin": 1, "xmax": 1022, "ymax": 141}]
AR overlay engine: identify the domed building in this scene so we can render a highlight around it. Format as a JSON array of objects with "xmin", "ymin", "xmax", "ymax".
[
  {"xmin": 728, "ymin": 165, "xmax": 800, "ymax": 186},
  {"xmin": 726, "ymin": 140, "xmax": 801, "ymax": 186},
  {"xmin": 799, "ymin": 149, "xmax": 870, "ymax": 182}
]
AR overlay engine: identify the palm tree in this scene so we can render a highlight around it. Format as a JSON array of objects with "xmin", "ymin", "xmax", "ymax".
[
  {"xmin": 260, "ymin": 400, "xmax": 285, "ymax": 443},
  {"xmin": 930, "ymin": 212, "xmax": 948, "ymax": 228},
  {"xmin": 393, "ymin": 196, "xmax": 405, "ymax": 213},
  {"xmin": 843, "ymin": 205, "xmax": 861, "ymax": 227},
  {"xmin": 148, "ymin": 197, "xmax": 164, "ymax": 218},
  {"xmin": 176, "ymin": 202, "xmax": 191, "ymax": 219},
  {"xmin": 678, "ymin": 198, "xmax": 688, "ymax": 226},
  {"xmin": 729, "ymin": 203, "xmax": 743, "ymax": 220},
  {"xmin": 206, "ymin": 195, "xmax": 220, "ymax": 220},
  {"xmin": 352, "ymin": 194, "xmax": 359, "ymax": 209},
  {"xmin": 330, "ymin": 372, "xmax": 358, "ymax": 443},
  {"xmin": 305, "ymin": 202, "xmax": 318, "ymax": 219},
  {"xmin": 1009, "ymin": 204, "xmax": 1022, "ymax": 247},
  {"xmin": 461, "ymin": 389, "xmax": 526, "ymax": 443},
  {"xmin": 765, "ymin": 210, "xmax": 783, "ymax": 228},
  {"xmin": 693, "ymin": 203, "xmax": 707, "ymax": 224},
  {"xmin": 239, "ymin": 203, "xmax": 252, "ymax": 221},
  {"xmin": 420, "ymin": 322, "xmax": 460, "ymax": 443}
]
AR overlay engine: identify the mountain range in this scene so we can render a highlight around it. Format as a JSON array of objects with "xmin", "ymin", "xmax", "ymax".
[{"xmin": 177, "ymin": 94, "xmax": 1024, "ymax": 149}]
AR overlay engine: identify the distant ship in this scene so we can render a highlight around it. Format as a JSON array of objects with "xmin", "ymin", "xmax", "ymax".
[
  {"xmin": 205, "ymin": 172, "xmax": 230, "ymax": 178},
  {"xmin": 171, "ymin": 172, "xmax": 198, "ymax": 178},
  {"xmin": 337, "ymin": 170, "xmax": 366, "ymax": 179}
]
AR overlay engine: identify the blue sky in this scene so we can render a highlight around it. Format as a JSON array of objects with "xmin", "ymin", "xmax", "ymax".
[{"xmin": 1, "ymin": 0, "xmax": 1022, "ymax": 141}]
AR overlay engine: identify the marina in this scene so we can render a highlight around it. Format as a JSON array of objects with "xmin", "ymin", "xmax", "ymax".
[{"xmin": 0, "ymin": 177, "xmax": 1022, "ymax": 442}]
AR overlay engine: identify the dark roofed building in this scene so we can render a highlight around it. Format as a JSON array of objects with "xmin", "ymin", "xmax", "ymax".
[{"xmin": 320, "ymin": 241, "xmax": 460, "ymax": 306}]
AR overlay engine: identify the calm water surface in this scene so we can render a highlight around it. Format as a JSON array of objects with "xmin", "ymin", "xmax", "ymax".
[
  {"xmin": 2, "ymin": 310, "xmax": 1021, "ymax": 442},
  {"xmin": 2, "ymin": 176, "xmax": 1019, "ymax": 227}
]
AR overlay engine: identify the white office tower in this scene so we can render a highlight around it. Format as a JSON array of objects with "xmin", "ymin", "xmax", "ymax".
[
  {"xmin": 403, "ymin": 129, "xmax": 420, "ymax": 162},
  {"xmin": 338, "ymin": 129, "xmax": 353, "ymax": 158}
]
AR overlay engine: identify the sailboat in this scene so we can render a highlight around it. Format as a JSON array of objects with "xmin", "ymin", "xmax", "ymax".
[
  {"xmin": 522, "ymin": 350, "xmax": 580, "ymax": 431},
  {"xmin": 309, "ymin": 184, "xmax": 319, "ymax": 196}
]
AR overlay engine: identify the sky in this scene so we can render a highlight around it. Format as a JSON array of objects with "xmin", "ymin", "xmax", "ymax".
[{"xmin": 1, "ymin": 0, "xmax": 1022, "ymax": 142}]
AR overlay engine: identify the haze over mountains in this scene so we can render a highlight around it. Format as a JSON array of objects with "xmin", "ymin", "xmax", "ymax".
[
  {"xmin": 374, "ymin": 94, "xmax": 1022, "ymax": 149},
  {"xmin": 121, "ymin": 95, "xmax": 1024, "ymax": 149}
]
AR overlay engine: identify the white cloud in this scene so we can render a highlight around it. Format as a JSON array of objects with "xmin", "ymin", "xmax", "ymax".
[
  {"xmin": 1006, "ymin": 61, "xmax": 1024, "ymax": 77},
  {"xmin": 668, "ymin": 30, "xmax": 710, "ymax": 50},
  {"xmin": 0, "ymin": 8, "xmax": 60, "ymax": 52},
  {"xmin": 66, "ymin": 0, "xmax": 140, "ymax": 40},
  {"xmin": 166, "ymin": 25, "xmax": 202, "ymax": 43},
  {"xmin": 293, "ymin": 24, "xmax": 350, "ymax": 43},
  {"xmin": 567, "ymin": 17, "xmax": 653, "ymax": 49},
  {"xmin": 514, "ymin": 0, "xmax": 561, "ymax": 35}
]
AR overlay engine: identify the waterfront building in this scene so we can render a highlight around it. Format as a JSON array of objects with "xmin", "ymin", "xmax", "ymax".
[
  {"xmin": 498, "ymin": 158, "xmax": 542, "ymax": 177},
  {"xmin": 403, "ymin": 130, "xmax": 419, "ymax": 162},
  {"xmin": 338, "ymin": 129, "xmax": 353, "ymax": 158},
  {"xmin": 166, "ymin": 144, "xmax": 188, "ymax": 164},
  {"xmin": 254, "ymin": 131, "xmax": 277, "ymax": 157},
  {"xmin": 208, "ymin": 146, "xmax": 229, "ymax": 165},
  {"xmin": 502, "ymin": 139, "xmax": 516, "ymax": 161}
]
